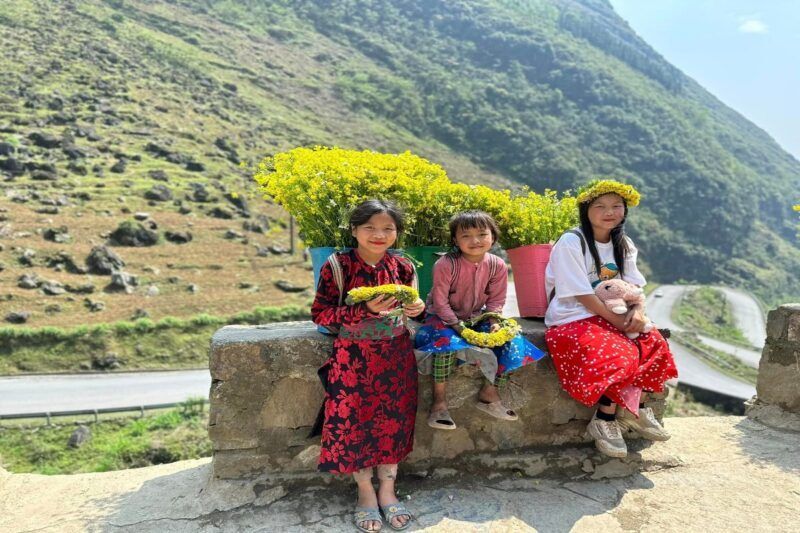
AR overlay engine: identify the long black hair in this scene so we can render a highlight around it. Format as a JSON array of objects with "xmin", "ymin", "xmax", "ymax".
[
  {"xmin": 349, "ymin": 199, "xmax": 405, "ymax": 245},
  {"xmin": 578, "ymin": 197, "xmax": 631, "ymax": 278}
]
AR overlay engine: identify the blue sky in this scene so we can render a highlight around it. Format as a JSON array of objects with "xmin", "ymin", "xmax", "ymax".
[{"xmin": 609, "ymin": 0, "xmax": 800, "ymax": 160}]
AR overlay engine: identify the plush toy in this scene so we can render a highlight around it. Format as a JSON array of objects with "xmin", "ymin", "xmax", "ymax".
[{"xmin": 594, "ymin": 279, "xmax": 654, "ymax": 339}]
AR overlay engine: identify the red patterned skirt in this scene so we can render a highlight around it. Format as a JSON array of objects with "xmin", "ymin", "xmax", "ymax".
[
  {"xmin": 318, "ymin": 333, "xmax": 418, "ymax": 473},
  {"xmin": 544, "ymin": 316, "xmax": 678, "ymax": 413}
]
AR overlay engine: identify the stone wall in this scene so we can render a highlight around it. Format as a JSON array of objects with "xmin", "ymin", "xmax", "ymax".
[
  {"xmin": 208, "ymin": 320, "xmax": 666, "ymax": 479},
  {"xmin": 747, "ymin": 304, "xmax": 800, "ymax": 430}
]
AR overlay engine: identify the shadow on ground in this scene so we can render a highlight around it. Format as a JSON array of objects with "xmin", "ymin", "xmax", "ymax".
[{"xmin": 734, "ymin": 417, "xmax": 800, "ymax": 475}]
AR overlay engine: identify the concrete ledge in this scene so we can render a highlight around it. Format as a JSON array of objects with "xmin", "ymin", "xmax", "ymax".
[{"xmin": 208, "ymin": 319, "xmax": 666, "ymax": 479}]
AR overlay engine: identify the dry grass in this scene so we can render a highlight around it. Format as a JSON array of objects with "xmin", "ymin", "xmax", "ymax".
[{"xmin": 1, "ymin": 184, "xmax": 314, "ymax": 328}]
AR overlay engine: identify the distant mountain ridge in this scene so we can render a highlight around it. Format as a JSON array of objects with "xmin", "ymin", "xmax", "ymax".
[{"xmin": 0, "ymin": 0, "xmax": 797, "ymax": 309}]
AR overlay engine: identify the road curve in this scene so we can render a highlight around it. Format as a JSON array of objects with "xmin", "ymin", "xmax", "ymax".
[
  {"xmin": 667, "ymin": 342, "xmax": 755, "ymax": 399},
  {"xmin": 645, "ymin": 284, "xmax": 690, "ymax": 331},
  {"xmin": 716, "ymin": 287, "xmax": 766, "ymax": 348},
  {"xmin": 645, "ymin": 285, "xmax": 755, "ymax": 398},
  {"xmin": 648, "ymin": 285, "xmax": 765, "ymax": 366}
]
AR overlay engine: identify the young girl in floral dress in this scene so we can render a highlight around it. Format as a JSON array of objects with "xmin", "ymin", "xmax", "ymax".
[
  {"xmin": 544, "ymin": 179, "xmax": 678, "ymax": 458},
  {"xmin": 414, "ymin": 210, "xmax": 545, "ymax": 430},
  {"xmin": 312, "ymin": 199, "xmax": 424, "ymax": 532}
]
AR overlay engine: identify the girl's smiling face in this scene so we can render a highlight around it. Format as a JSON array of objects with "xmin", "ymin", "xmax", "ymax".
[
  {"xmin": 352, "ymin": 212, "xmax": 398, "ymax": 256},
  {"xmin": 455, "ymin": 225, "xmax": 493, "ymax": 260},
  {"xmin": 587, "ymin": 193, "xmax": 626, "ymax": 233}
]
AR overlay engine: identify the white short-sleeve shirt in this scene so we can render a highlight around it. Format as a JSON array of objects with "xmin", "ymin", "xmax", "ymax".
[{"xmin": 544, "ymin": 232, "xmax": 646, "ymax": 327}]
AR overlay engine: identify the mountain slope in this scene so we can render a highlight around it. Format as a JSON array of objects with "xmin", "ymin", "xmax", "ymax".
[
  {"xmin": 277, "ymin": 0, "xmax": 798, "ymax": 302},
  {"xmin": 0, "ymin": 0, "xmax": 797, "ymax": 326}
]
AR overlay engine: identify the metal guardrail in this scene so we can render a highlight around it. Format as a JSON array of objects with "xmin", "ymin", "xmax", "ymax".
[{"xmin": 0, "ymin": 400, "xmax": 208, "ymax": 424}]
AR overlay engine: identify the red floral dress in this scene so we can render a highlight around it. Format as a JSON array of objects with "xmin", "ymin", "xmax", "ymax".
[{"xmin": 311, "ymin": 250, "xmax": 418, "ymax": 474}]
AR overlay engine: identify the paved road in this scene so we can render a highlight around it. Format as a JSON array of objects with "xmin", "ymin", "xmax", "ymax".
[
  {"xmin": 645, "ymin": 285, "xmax": 756, "ymax": 398},
  {"xmin": 696, "ymin": 334, "xmax": 761, "ymax": 368},
  {"xmin": 716, "ymin": 286, "xmax": 766, "ymax": 348},
  {"xmin": 667, "ymin": 341, "xmax": 755, "ymax": 399},
  {"xmin": 648, "ymin": 284, "xmax": 766, "ymax": 353},
  {"xmin": 644, "ymin": 284, "xmax": 689, "ymax": 331},
  {"xmin": 502, "ymin": 282, "xmax": 520, "ymax": 317},
  {"xmin": 0, "ymin": 370, "xmax": 210, "ymax": 416},
  {"xmin": 647, "ymin": 285, "xmax": 764, "ymax": 365}
]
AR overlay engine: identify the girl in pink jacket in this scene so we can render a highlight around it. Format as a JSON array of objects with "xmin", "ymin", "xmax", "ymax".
[{"xmin": 414, "ymin": 211, "xmax": 545, "ymax": 430}]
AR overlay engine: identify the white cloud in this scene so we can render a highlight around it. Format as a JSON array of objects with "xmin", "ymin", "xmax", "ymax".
[{"xmin": 739, "ymin": 19, "xmax": 768, "ymax": 34}]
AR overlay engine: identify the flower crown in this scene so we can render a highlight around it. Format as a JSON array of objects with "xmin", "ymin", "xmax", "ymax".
[{"xmin": 576, "ymin": 179, "xmax": 641, "ymax": 207}]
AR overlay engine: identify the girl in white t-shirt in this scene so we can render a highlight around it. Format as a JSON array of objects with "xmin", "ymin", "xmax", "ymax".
[{"xmin": 544, "ymin": 180, "xmax": 678, "ymax": 458}]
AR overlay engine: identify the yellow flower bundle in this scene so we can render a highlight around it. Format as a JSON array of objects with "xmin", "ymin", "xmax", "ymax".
[
  {"xmin": 346, "ymin": 284, "xmax": 419, "ymax": 306},
  {"xmin": 576, "ymin": 179, "xmax": 641, "ymax": 207},
  {"xmin": 460, "ymin": 312, "xmax": 521, "ymax": 348}
]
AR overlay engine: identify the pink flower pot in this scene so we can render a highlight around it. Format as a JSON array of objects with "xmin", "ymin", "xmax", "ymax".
[{"xmin": 506, "ymin": 244, "xmax": 553, "ymax": 318}]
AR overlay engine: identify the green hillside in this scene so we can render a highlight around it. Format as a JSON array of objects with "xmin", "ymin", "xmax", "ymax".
[{"xmin": 0, "ymin": 0, "xmax": 797, "ymax": 329}]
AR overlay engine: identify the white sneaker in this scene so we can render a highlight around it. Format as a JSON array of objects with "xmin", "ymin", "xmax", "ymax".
[
  {"xmin": 586, "ymin": 414, "xmax": 628, "ymax": 458},
  {"xmin": 618, "ymin": 406, "xmax": 671, "ymax": 441}
]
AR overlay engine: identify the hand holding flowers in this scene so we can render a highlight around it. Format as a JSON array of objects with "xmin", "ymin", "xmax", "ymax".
[
  {"xmin": 347, "ymin": 284, "xmax": 422, "ymax": 318},
  {"xmin": 365, "ymin": 295, "xmax": 398, "ymax": 316},
  {"xmin": 402, "ymin": 298, "xmax": 425, "ymax": 318}
]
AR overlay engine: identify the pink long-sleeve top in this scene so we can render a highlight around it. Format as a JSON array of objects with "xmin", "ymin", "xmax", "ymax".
[{"xmin": 426, "ymin": 252, "xmax": 508, "ymax": 326}]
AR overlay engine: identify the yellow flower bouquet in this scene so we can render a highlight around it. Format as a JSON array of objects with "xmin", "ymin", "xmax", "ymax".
[
  {"xmin": 461, "ymin": 312, "xmax": 521, "ymax": 348},
  {"xmin": 346, "ymin": 284, "xmax": 419, "ymax": 317},
  {"xmin": 346, "ymin": 284, "xmax": 419, "ymax": 306}
]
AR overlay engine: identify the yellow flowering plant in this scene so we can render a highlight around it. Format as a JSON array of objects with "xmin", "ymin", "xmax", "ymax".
[
  {"xmin": 494, "ymin": 189, "xmax": 578, "ymax": 249},
  {"xmin": 253, "ymin": 147, "xmax": 449, "ymax": 248},
  {"xmin": 576, "ymin": 179, "xmax": 641, "ymax": 206},
  {"xmin": 460, "ymin": 312, "xmax": 521, "ymax": 348},
  {"xmin": 254, "ymin": 145, "xmax": 582, "ymax": 251},
  {"xmin": 406, "ymin": 183, "xmax": 513, "ymax": 246},
  {"xmin": 462, "ymin": 184, "xmax": 513, "ymax": 223},
  {"xmin": 794, "ymin": 204, "xmax": 800, "ymax": 235},
  {"xmin": 397, "ymin": 175, "xmax": 462, "ymax": 246}
]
